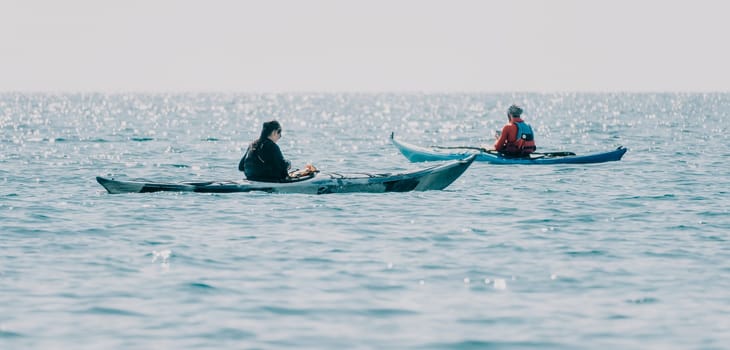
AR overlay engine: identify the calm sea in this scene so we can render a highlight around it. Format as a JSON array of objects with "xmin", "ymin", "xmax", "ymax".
[{"xmin": 1, "ymin": 93, "xmax": 729, "ymax": 349}]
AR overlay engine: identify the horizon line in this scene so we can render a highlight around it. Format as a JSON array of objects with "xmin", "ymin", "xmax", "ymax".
[{"xmin": 1, "ymin": 89, "xmax": 728, "ymax": 95}]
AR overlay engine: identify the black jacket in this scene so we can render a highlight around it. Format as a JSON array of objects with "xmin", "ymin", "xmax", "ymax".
[{"xmin": 239, "ymin": 138, "xmax": 290, "ymax": 182}]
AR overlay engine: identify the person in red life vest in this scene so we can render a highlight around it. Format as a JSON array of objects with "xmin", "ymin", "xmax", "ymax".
[{"xmin": 490, "ymin": 104, "xmax": 537, "ymax": 157}]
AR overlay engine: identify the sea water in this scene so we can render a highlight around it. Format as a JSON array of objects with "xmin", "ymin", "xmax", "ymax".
[{"xmin": 1, "ymin": 93, "xmax": 729, "ymax": 349}]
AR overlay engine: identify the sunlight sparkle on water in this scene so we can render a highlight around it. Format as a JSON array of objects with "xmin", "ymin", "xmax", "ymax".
[
  {"xmin": 152, "ymin": 250, "xmax": 172, "ymax": 264},
  {"xmin": 494, "ymin": 279, "xmax": 507, "ymax": 290}
]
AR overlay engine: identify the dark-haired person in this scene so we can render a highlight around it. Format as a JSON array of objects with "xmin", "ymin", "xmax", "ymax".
[
  {"xmin": 491, "ymin": 105, "xmax": 537, "ymax": 157},
  {"xmin": 238, "ymin": 120, "xmax": 291, "ymax": 182}
]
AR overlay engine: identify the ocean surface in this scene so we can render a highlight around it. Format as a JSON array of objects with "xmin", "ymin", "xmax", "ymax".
[{"xmin": 1, "ymin": 93, "xmax": 729, "ymax": 349}]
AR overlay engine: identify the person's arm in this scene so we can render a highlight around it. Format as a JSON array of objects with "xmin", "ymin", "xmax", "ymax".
[
  {"xmin": 493, "ymin": 124, "xmax": 511, "ymax": 151},
  {"xmin": 265, "ymin": 143, "xmax": 290, "ymax": 179}
]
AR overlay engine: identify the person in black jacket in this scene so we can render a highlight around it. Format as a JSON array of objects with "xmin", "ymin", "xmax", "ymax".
[{"xmin": 238, "ymin": 120, "xmax": 291, "ymax": 182}]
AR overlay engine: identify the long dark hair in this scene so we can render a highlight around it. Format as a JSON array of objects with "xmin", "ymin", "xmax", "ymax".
[{"xmin": 252, "ymin": 120, "xmax": 281, "ymax": 149}]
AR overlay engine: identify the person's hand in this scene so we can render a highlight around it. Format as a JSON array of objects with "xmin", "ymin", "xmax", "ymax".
[
  {"xmin": 494, "ymin": 130, "xmax": 501, "ymax": 139},
  {"xmin": 304, "ymin": 164, "xmax": 318, "ymax": 173},
  {"xmin": 288, "ymin": 164, "xmax": 319, "ymax": 178}
]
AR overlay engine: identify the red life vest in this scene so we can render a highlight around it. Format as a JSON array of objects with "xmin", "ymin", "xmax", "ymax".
[{"xmin": 504, "ymin": 121, "xmax": 536, "ymax": 155}]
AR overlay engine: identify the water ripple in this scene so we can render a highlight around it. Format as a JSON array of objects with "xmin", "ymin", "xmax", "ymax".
[{"xmin": 2, "ymin": 93, "xmax": 730, "ymax": 349}]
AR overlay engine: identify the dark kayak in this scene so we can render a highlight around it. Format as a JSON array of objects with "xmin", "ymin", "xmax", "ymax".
[
  {"xmin": 391, "ymin": 133, "xmax": 627, "ymax": 164},
  {"xmin": 97, "ymin": 155, "xmax": 475, "ymax": 194}
]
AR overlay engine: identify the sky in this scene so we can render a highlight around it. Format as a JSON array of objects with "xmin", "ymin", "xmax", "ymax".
[{"xmin": 1, "ymin": 0, "xmax": 728, "ymax": 92}]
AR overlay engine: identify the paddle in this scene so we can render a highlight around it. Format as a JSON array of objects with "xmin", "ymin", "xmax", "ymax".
[
  {"xmin": 430, "ymin": 145, "xmax": 490, "ymax": 152},
  {"xmin": 535, "ymin": 151, "xmax": 576, "ymax": 157},
  {"xmin": 430, "ymin": 145, "xmax": 576, "ymax": 157}
]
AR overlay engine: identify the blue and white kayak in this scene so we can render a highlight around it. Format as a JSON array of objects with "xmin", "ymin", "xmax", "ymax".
[
  {"xmin": 97, "ymin": 155, "xmax": 475, "ymax": 195},
  {"xmin": 391, "ymin": 133, "xmax": 627, "ymax": 164}
]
